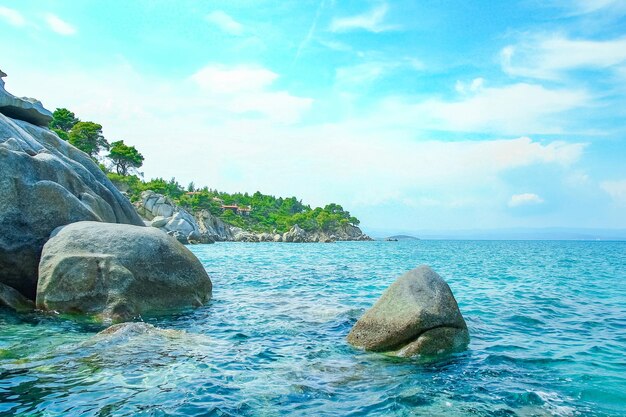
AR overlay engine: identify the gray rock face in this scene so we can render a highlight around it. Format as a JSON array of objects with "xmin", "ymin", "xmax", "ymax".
[
  {"xmin": 347, "ymin": 265, "xmax": 469, "ymax": 357},
  {"xmin": 136, "ymin": 191, "xmax": 214, "ymax": 244},
  {"xmin": 36, "ymin": 221, "xmax": 212, "ymax": 323},
  {"xmin": 0, "ymin": 113, "xmax": 144, "ymax": 299},
  {"xmin": 0, "ymin": 72, "xmax": 52, "ymax": 126},
  {"xmin": 283, "ymin": 224, "xmax": 308, "ymax": 242},
  {"xmin": 195, "ymin": 209, "xmax": 235, "ymax": 242},
  {"xmin": 0, "ymin": 282, "xmax": 35, "ymax": 312}
]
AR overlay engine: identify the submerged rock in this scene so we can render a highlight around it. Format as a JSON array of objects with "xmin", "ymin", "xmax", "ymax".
[
  {"xmin": 347, "ymin": 265, "xmax": 469, "ymax": 357},
  {"xmin": 88, "ymin": 322, "xmax": 185, "ymax": 343},
  {"xmin": 75, "ymin": 322, "xmax": 214, "ymax": 368},
  {"xmin": 0, "ymin": 282, "xmax": 35, "ymax": 312},
  {"xmin": 0, "ymin": 97, "xmax": 144, "ymax": 299},
  {"xmin": 36, "ymin": 221, "xmax": 212, "ymax": 323}
]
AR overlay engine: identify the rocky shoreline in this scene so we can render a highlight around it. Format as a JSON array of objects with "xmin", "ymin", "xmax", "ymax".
[
  {"xmin": 135, "ymin": 190, "xmax": 372, "ymax": 244},
  {"xmin": 0, "ymin": 70, "xmax": 467, "ymax": 358}
]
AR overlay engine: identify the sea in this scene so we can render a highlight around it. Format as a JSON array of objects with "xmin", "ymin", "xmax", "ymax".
[{"xmin": 1, "ymin": 240, "xmax": 625, "ymax": 416}]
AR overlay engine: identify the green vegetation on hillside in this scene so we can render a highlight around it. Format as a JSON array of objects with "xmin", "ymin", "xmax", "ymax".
[{"xmin": 49, "ymin": 108, "xmax": 360, "ymax": 234}]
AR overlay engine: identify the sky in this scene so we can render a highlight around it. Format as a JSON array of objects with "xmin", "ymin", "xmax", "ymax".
[{"xmin": 1, "ymin": 0, "xmax": 626, "ymax": 234}]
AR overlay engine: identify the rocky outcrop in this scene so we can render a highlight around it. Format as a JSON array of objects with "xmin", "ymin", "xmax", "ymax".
[
  {"xmin": 0, "ymin": 78, "xmax": 144, "ymax": 299},
  {"xmin": 283, "ymin": 224, "xmax": 307, "ymax": 242},
  {"xmin": 195, "ymin": 209, "xmax": 235, "ymax": 241},
  {"xmin": 134, "ymin": 191, "xmax": 372, "ymax": 244},
  {"xmin": 136, "ymin": 191, "xmax": 217, "ymax": 244},
  {"xmin": 0, "ymin": 282, "xmax": 35, "ymax": 312},
  {"xmin": 0, "ymin": 70, "xmax": 52, "ymax": 126},
  {"xmin": 347, "ymin": 265, "xmax": 469, "ymax": 357},
  {"xmin": 36, "ymin": 221, "xmax": 212, "ymax": 323}
]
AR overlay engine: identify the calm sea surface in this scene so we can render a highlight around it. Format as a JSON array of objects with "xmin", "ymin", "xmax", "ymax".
[{"xmin": 1, "ymin": 240, "xmax": 625, "ymax": 416}]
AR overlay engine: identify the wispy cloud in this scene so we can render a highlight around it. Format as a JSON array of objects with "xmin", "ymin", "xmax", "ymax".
[
  {"xmin": 566, "ymin": 0, "xmax": 626, "ymax": 15},
  {"xmin": 191, "ymin": 65, "xmax": 277, "ymax": 93},
  {"xmin": 335, "ymin": 58, "xmax": 424, "ymax": 87},
  {"xmin": 45, "ymin": 13, "xmax": 76, "ymax": 35},
  {"xmin": 330, "ymin": 3, "xmax": 397, "ymax": 33},
  {"xmin": 501, "ymin": 34, "xmax": 626, "ymax": 80},
  {"xmin": 294, "ymin": 0, "xmax": 328, "ymax": 64},
  {"xmin": 375, "ymin": 82, "xmax": 590, "ymax": 135},
  {"xmin": 508, "ymin": 193, "xmax": 544, "ymax": 207},
  {"xmin": 0, "ymin": 6, "xmax": 25, "ymax": 27},
  {"xmin": 601, "ymin": 179, "xmax": 626, "ymax": 205},
  {"xmin": 205, "ymin": 11, "xmax": 243, "ymax": 36},
  {"xmin": 190, "ymin": 64, "xmax": 312, "ymax": 123}
]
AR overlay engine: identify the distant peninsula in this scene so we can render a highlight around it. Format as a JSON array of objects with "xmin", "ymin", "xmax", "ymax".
[{"xmin": 47, "ymin": 106, "xmax": 372, "ymax": 244}]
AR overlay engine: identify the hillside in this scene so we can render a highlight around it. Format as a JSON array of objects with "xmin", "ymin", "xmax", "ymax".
[{"xmin": 110, "ymin": 175, "xmax": 363, "ymax": 236}]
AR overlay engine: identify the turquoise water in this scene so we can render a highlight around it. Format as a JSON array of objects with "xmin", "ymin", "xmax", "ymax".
[{"xmin": 1, "ymin": 240, "xmax": 625, "ymax": 416}]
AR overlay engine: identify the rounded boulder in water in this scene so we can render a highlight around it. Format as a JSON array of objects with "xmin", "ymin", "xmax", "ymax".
[
  {"xmin": 347, "ymin": 265, "xmax": 469, "ymax": 357},
  {"xmin": 36, "ymin": 221, "xmax": 212, "ymax": 323}
]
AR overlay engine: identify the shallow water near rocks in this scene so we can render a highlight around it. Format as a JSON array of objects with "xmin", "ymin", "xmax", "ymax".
[{"xmin": 1, "ymin": 240, "xmax": 625, "ymax": 416}]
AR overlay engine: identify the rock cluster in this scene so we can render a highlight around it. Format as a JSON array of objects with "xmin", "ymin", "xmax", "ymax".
[
  {"xmin": 36, "ymin": 221, "xmax": 212, "ymax": 323},
  {"xmin": 136, "ymin": 191, "xmax": 211, "ymax": 244},
  {"xmin": 347, "ymin": 265, "xmax": 469, "ymax": 357}
]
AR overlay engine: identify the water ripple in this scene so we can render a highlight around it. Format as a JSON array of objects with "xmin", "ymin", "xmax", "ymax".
[{"xmin": 1, "ymin": 240, "xmax": 625, "ymax": 416}]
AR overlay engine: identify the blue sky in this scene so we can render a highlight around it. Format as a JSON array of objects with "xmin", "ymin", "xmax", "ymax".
[{"xmin": 1, "ymin": 0, "xmax": 626, "ymax": 233}]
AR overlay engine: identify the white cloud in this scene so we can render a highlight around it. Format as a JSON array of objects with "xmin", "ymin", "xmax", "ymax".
[
  {"xmin": 191, "ymin": 65, "xmax": 278, "ymax": 93},
  {"xmin": 455, "ymin": 77, "xmax": 484, "ymax": 94},
  {"xmin": 205, "ymin": 11, "xmax": 243, "ymax": 36},
  {"xmin": 45, "ymin": 13, "xmax": 76, "ymax": 35},
  {"xmin": 189, "ymin": 64, "xmax": 312, "ymax": 123},
  {"xmin": 0, "ymin": 6, "xmax": 25, "ymax": 26},
  {"xmin": 601, "ymin": 179, "xmax": 626, "ymax": 205},
  {"xmin": 375, "ymin": 82, "xmax": 590, "ymax": 135},
  {"xmin": 508, "ymin": 193, "xmax": 544, "ymax": 207},
  {"xmin": 330, "ymin": 4, "xmax": 397, "ymax": 33},
  {"xmin": 502, "ymin": 34, "xmax": 626, "ymax": 80}
]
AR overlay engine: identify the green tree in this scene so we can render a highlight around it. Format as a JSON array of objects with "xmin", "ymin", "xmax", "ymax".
[
  {"xmin": 107, "ymin": 140, "xmax": 144, "ymax": 175},
  {"xmin": 68, "ymin": 121, "xmax": 109, "ymax": 157},
  {"xmin": 49, "ymin": 108, "xmax": 79, "ymax": 132}
]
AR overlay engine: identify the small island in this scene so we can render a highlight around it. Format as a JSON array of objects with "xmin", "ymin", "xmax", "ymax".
[{"xmin": 385, "ymin": 235, "xmax": 420, "ymax": 241}]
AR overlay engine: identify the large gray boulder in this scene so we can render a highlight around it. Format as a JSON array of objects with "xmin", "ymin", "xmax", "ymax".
[
  {"xmin": 0, "ymin": 70, "xmax": 52, "ymax": 126},
  {"xmin": 347, "ymin": 265, "xmax": 469, "ymax": 357},
  {"xmin": 36, "ymin": 221, "xmax": 212, "ymax": 323},
  {"xmin": 0, "ymin": 106, "xmax": 144, "ymax": 299}
]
